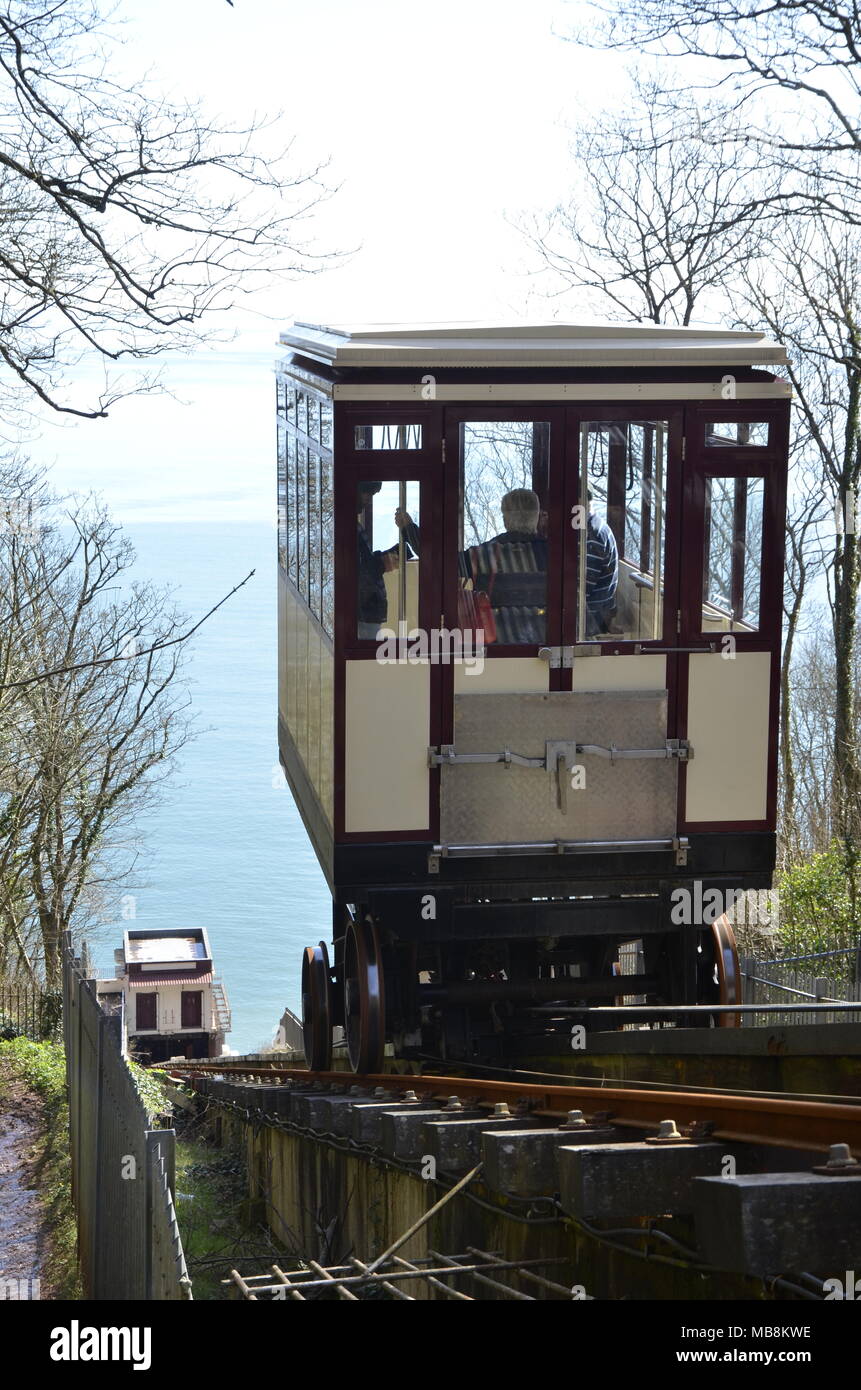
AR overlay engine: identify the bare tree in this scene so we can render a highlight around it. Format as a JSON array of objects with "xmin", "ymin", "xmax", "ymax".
[
  {"xmin": 739, "ymin": 213, "xmax": 861, "ymax": 870},
  {"xmin": 0, "ymin": 462, "xmax": 200, "ymax": 984},
  {"xmin": 0, "ymin": 0, "xmax": 331, "ymax": 420},
  {"xmin": 522, "ymin": 77, "xmax": 842, "ymax": 867},
  {"xmin": 784, "ymin": 617, "xmax": 861, "ymax": 860},
  {"xmin": 577, "ymin": 1, "xmax": 861, "ymax": 221},
  {"xmin": 777, "ymin": 476, "xmax": 827, "ymax": 863},
  {"xmin": 522, "ymin": 79, "xmax": 767, "ymax": 324}
]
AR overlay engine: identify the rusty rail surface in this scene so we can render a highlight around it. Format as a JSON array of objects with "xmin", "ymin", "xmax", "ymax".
[{"xmin": 165, "ymin": 1062, "xmax": 861, "ymax": 1155}]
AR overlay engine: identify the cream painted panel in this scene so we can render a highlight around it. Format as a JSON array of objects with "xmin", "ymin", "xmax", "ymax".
[
  {"xmin": 320, "ymin": 642, "xmax": 334, "ymax": 825},
  {"xmin": 345, "ymin": 661, "xmax": 430, "ymax": 832},
  {"xmin": 127, "ymin": 984, "xmax": 214, "ymax": 1035},
  {"xmin": 277, "ymin": 571, "xmax": 287, "ymax": 726},
  {"xmin": 686, "ymin": 651, "xmax": 771, "ymax": 822},
  {"xmin": 571, "ymin": 655, "xmax": 666, "ymax": 692},
  {"xmin": 454, "ymin": 657, "xmax": 549, "ymax": 695},
  {"xmin": 281, "ymin": 581, "xmax": 335, "ymax": 829}
]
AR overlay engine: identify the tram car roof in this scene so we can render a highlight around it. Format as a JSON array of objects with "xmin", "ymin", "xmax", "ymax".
[{"xmin": 279, "ymin": 320, "xmax": 789, "ymax": 372}]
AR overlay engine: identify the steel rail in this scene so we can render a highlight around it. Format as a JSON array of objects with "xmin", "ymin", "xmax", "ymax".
[{"xmin": 168, "ymin": 1063, "xmax": 861, "ymax": 1154}]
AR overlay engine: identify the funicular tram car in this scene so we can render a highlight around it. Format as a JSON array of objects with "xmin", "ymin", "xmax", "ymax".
[{"xmin": 275, "ymin": 322, "xmax": 790, "ymax": 1072}]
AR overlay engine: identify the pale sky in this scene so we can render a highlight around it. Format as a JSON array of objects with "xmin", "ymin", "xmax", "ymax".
[{"xmin": 28, "ymin": 0, "xmax": 630, "ymax": 522}]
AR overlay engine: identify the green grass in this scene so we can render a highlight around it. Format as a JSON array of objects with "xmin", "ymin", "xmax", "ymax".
[
  {"xmin": 0, "ymin": 1037, "xmax": 81, "ymax": 1299},
  {"xmin": 173, "ymin": 1136, "xmax": 254, "ymax": 1299}
]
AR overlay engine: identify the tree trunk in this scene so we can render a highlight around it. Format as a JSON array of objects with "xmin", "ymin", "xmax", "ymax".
[
  {"xmin": 833, "ymin": 380, "xmax": 861, "ymax": 978},
  {"xmin": 40, "ymin": 911, "xmax": 63, "ymax": 991}
]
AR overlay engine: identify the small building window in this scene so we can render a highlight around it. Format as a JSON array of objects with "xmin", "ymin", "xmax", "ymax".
[
  {"xmin": 321, "ymin": 400, "xmax": 333, "ymax": 451},
  {"xmin": 356, "ymin": 480, "xmax": 420, "ymax": 639},
  {"xmin": 279, "ymin": 380, "xmax": 333, "ymax": 632},
  {"xmin": 321, "ymin": 453, "xmax": 334, "ymax": 636},
  {"xmin": 702, "ymin": 475, "xmax": 764, "ymax": 631},
  {"xmin": 308, "ymin": 449, "xmax": 322, "ymax": 619},
  {"xmin": 296, "ymin": 443, "xmax": 308, "ymax": 602},
  {"xmin": 295, "ymin": 390, "xmax": 308, "ymax": 438},
  {"xmin": 277, "ymin": 437, "xmax": 288, "ymax": 572},
  {"xmin": 355, "ymin": 423, "xmax": 422, "ymax": 450},
  {"xmin": 704, "ymin": 420, "xmax": 769, "ymax": 448},
  {"xmin": 307, "ymin": 397, "xmax": 320, "ymax": 443},
  {"xmin": 287, "ymin": 434, "xmax": 298, "ymax": 584}
]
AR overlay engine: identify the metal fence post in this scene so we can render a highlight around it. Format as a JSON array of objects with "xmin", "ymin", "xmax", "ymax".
[
  {"xmin": 93, "ymin": 1010, "xmax": 122, "ymax": 1299},
  {"xmin": 144, "ymin": 1130, "xmax": 158, "ymax": 1301}
]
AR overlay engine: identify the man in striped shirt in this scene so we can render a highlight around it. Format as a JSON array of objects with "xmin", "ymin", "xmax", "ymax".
[{"xmin": 585, "ymin": 494, "xmax": 619, "ymax": 637}]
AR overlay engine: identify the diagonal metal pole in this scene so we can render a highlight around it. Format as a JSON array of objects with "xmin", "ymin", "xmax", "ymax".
[{"xmin": 361, "ymin": 1162, "xmax": 483, "ymax": 1278}]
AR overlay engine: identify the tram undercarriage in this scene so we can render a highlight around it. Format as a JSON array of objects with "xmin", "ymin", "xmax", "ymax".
[{"xmin": 301, "ymin": 898, "xmax": 742, "ymax": 1073}]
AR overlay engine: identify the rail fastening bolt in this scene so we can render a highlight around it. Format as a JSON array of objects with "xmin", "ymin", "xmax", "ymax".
[
  {"xmin": 826, "ymin": 1143, "xmax": 860, "ymax": 1170},
  {"xmin": 644, "ymin": 1118, "xmax": 686, "ymax": 1144},
  {"xmin": 560, "ymin": 1109, "xmax": 587, "ymax": 1130}
]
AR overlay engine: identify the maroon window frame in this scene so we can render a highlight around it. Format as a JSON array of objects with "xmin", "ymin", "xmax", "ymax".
[
  {"xmin": 181, "ymin": 991, "xmax": 203, "ymax": 1029},
  {"xmin": 442, "ymin": 405, "xmax": 566, "ymax": 663},
  {"xmin": 332, "ymin": 404, "xmax": 443, "ymax": 842},
  {"xmin": 135, "ymin": 992, "xmax": 157, "ymax": 1031},
  {"xmin": 676, "ymin": 400, "xmax": 790, "ymax": 833},
  {"xmin": 679, "ymin": 404, "xmax": 787, "ymax": 651},
  {"xmin": 562, "ymin": 405, "xmax": 685, "ymax": 658},
  {"xmin": 335, "ymin": 406, "xmax": 443, "ymax": 662}
]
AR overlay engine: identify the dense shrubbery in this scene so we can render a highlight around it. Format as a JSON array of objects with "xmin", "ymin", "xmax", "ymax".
[
  {"xmin": 772, "ymin": 845, "xmax": 858, "ymax": 977},
  {"xmin": 0, "ymin": 1036, "xmax": 67, "ymax": 1101},
  {"xmin": 128, "ymin": 1061, "xmax": 174, "ymax": 1125}
]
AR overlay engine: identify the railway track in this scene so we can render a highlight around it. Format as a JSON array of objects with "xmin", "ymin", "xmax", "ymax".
[
  {"xmin": 167, "ymin": 1056, "xmax": 861, "ymax": 1291},
  {"xmin": 165, "ymin": 1060, "xmax": 861, "ymax": 1155}
]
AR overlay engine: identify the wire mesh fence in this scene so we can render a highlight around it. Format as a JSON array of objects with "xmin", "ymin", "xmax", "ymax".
[{"xmin": 62, "ymin": 932, "xmax": 192, "ymax": 1300}]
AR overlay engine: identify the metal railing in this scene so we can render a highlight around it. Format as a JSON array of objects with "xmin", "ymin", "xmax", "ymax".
[
  {"xmin": 740, "ymin": 952, "xmax": 861, "ymax": 1026},
  {"xmin": 0, "ymin": 979, "xmax": 61, "ymax": 1041},
  {"xmin": 211, "ymin": 976, "xmax": 231, "ymax": 1034},
  {"xmin": 62, "ymin": 932, "xmax": 192, "ymax": 1300}
]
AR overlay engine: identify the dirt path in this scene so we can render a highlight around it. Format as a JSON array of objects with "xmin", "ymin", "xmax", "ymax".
[{"xmin": 0, "ymin": 1074, "xmax": 49, "ymax": 1299}]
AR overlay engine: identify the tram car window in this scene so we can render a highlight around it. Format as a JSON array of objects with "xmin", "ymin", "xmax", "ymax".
[
  {"xmin": 275, "ymin": 323, "xmax": 791, "ymax": 1072},
  {"xmin": 578, "ymin": 419, "xmax": 667, "ymax": 644}
]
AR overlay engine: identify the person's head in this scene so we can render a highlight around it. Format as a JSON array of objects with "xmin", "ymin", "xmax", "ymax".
[
  {"xmin": 500, "ymin": 488, "xmax": 540, "ymax": 534},
  {"xmin": 358, "ymin": 480, "xmax": 383, "ymax": 508}
]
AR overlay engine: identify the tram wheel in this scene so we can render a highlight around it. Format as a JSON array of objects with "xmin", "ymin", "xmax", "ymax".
[
  {"xmin": 301, "ymin": 941, "xmax": 333, "ymax": 1070},
  {"xmin": 343, "ymin": 918, "xmax": 385, "ymax": 1073},
  {"xmin": 701, "ymin": 912, "xmax": 741, "ymax": 1027}
]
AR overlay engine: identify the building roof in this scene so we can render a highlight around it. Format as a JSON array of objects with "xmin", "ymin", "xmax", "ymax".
[
  {"xmin": 279, "ymin": 320, "xmax": 788, "ymax": 370},
  {"xmin": 123, "ymin": 925, "xmax": 212, "ymax": 967},
  {"xmin": 128, "ymin": 968, "xmax": 212, "ymax": 988}
]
